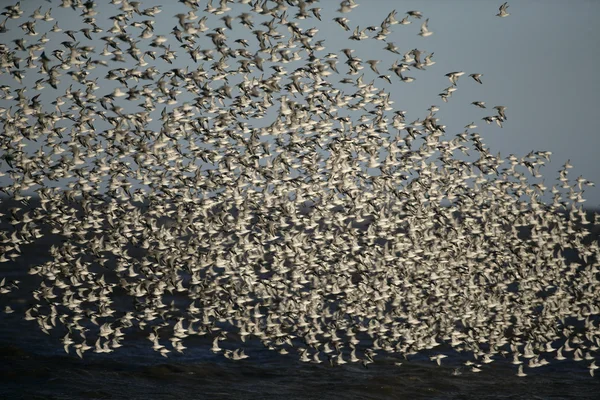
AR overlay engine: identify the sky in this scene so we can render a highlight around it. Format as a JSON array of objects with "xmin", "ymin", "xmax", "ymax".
[{"xmin": 1, "ymin": 0, "xmax": 599, "ymax": 206}]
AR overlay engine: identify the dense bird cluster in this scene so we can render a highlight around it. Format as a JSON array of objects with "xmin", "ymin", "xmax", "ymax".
[{"xmin": 1, "ymin": 0, "xmax": 599, "ymax": 377}]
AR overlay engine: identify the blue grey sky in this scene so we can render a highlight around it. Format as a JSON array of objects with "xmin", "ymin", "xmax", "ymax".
[{"xmin": 1, "ymin": 0, "xmax": 599, "ymax": 205}]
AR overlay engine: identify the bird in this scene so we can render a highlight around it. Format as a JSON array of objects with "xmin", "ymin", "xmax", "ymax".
[
  {"xmin": 333, "ymin": 17, "xmax": 350, "ymax": 31},
  {"xmin": 445, "ymin": 71, "xmax": 465, "ymax": 85},
  {"xmin": 430, "ymin": 354, "xmax": 448, "ymax": 366},
  {"xmin": 366, "ymin": 60, "xmax": 380, "ymax": 74},
  {"xmin": 211, "ymin": 337, "xmax": 222, "ymax": 353},
  {"xmin": 407, "ymin": 10, "xmax": 423, "ymax": 19},
  {"xmin": 497, "ymin": 2, "xmax": 510, "ymax": 17},
  {"xmin": 384, "ymin": 42, "xmax": 400, "ymax": 54},
  {"xmin": 418, "ymin": 18, "xmax": 433, "ymax": 37},
  {"xmin": 590, "ymin": 361, "xmax": 599, "ymax": 377},
  {"xmin": 494, "ymin": 105, "xmax": 507, "ymax": 120},
  {"xmin": 469, "ymin": 73, "xmax": 483, "ymax": 84}
]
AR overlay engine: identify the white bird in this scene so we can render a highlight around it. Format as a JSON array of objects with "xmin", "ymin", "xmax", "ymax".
[
  {"xmin": 430, "ymin": 354, "xmax": 448, "ymax": 366},
  {"xmin": 590, "ymin": 361, "xmax": 599, "ymax": 377},
  {"xmin": 211, "ymin": 337, "xmax": 222, "ymax": 353},
  {"xmin": 418, "ymin": 18, "xmax": 433, "ymax": 37},
  {"xmin": 497, "ymin": 2, "xmax": 510, "ymax": 17},
  {"xmin": 445, "ymin": 71, "xmax": 465, "ymax": 85}
]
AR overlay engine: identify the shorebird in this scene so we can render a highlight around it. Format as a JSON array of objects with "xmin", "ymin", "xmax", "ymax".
[
  {"xmin": 469, "ymin": 73, "xmax": 483, "ymax": 84},
  {"xmin": 590, "ymin": 361, "xmax": 599, "ymax": 377},
  {"xmin": 211, "ymin": 337, "xmax": 222, "ymax": 353},
  {"xmin": 497, "ymin": 2, "xmax": 510, "ymax": 17},
  {"xmin": 418, "ymin": 18, "xmax": 433, "ymax": 37},
  {"xmin": 366, "ymin": 60, "xmax": 380, "ymax": 74},
  {"xmin": 445, "ymin": 71, "xmax": 465, "ymax": 85},
  {"xmin": 333, "ymin": 17, "xmax": 350, "ymax": 31},
  {"xmin": 494, "ymin": 105, "xmax": 507, "ymax": 120},
  {"xmin": 430, "ymin": 354, "xmax": 448, "ymax": 366},
  {"xmin": 384, "ymin": 42, "xmax": 400, "ymax": 54}
]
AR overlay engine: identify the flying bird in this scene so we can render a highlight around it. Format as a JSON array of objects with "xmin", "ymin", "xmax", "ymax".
[
  {"xmin": 418, "ymin": 18, "xmax": 433, "ymax": 37},
  {"xmin": 333, "ymin": 17, "xmax": 350, "ymax": 31},
  {"xmin": 497, "ymin": 2, "xmax": 510, "ymax": 17},
  {"xmin": 470, "ymin": 73, "xmax": 483, "ymax": 84},
  {"xmin": 445, "ymin": 71, "xmax": 464, "ymax": 85}
]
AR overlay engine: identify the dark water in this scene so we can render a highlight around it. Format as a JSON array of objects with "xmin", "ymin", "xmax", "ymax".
[
  {"xmin": 1, "ymin": 322, "xmax": 599, "ymax": 400},
  {"xmin": 2, "ymin": 317, "xmax": 599, "ymax": 400}
]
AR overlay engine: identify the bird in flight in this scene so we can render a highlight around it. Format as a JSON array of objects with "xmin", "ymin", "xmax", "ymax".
[
  {"xmin": 497, "ymin": 2, "xmax": 510, "ymax": 17},
  {"xmin": 469, "ymin": 73, "xmax": 483, "ymax": 84},
  {"xmin": 418, "ymin": 18, "xmax": 433, "ymax": 37},
  {"xmin": 445, "ymin": 71, "xmax": 464, "ymax": 86}
]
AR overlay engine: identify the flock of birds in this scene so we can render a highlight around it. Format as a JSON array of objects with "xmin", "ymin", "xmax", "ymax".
[{"xmin": 0, "ymin": 0, "xmax": 599, "ymax": 379}]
